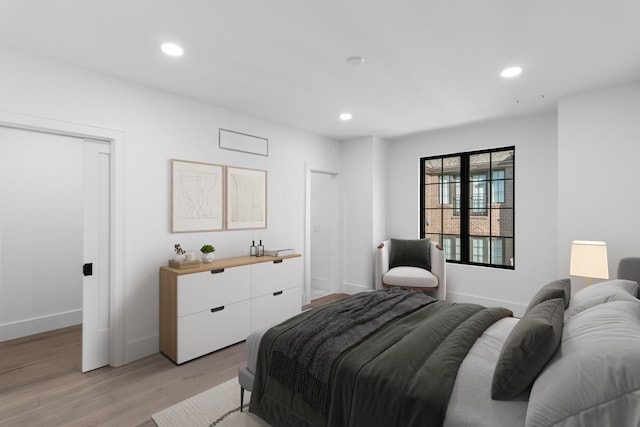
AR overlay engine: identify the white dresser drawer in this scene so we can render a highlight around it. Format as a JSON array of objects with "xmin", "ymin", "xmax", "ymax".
[
  {"xmin": 251, "ymin": 257, "xmax": 302, "ymax": 297},
  {"xmin": 177, "ymin": 300, "xmax": 250, "ymax": 364},
  {"xmin": 177, "ymin": 266, "xmax": 250, "ymax": 316},
  {"xmin": 251, "ymin": 286, "xmax": 301, "ymax": 332}
]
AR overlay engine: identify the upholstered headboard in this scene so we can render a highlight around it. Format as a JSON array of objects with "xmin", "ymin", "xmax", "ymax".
[{"xmin": 617, "ymin": 257, "xmax": 640, "ymax": 285}]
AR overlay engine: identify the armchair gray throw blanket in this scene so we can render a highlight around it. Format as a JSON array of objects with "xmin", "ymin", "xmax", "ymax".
[{"xmin": 250, "ymin": 289, "xmax": 512, "ymax": 427}]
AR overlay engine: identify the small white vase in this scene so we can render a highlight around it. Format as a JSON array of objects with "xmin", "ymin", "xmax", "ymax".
[
  {"xmin": 202, "ymin": 252, "xmax": 215, "ymax": 263},
  {"xmin": 174, "ymin": 254, "xmax": 186, "ymax": 262}
]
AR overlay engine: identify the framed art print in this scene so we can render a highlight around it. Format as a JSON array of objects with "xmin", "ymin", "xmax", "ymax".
[
  {"xmin": 226, "ymin": 166, "xmax": 267, "ymax": 230},
  {"xmin": 171, "ymin": 159, "xmax": 224, "ymax": 232}
]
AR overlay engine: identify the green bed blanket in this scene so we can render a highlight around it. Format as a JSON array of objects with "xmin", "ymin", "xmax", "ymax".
[{"xmin": 250, "ymin": 289, "xmax": 512, "ymax": 427}]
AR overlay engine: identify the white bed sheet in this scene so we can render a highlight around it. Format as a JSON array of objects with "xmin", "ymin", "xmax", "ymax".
[{"xmin": 444, "ymin": 316, "xmax": 528, "ymax": 427}]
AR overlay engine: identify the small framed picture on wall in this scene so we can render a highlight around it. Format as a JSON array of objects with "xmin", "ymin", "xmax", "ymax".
[
  {"xmin": 171, "ymin": 159, "xmax": 224, "ymax": 232},
  {"xmin": 226, "ymin": 166, "xmax": 267, "ymax": 230}
]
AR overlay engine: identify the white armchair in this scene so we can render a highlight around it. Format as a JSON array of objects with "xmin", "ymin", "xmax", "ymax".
[{"xmin": 374, "ymin": 239, "xmax": 447, "ymax": 300}]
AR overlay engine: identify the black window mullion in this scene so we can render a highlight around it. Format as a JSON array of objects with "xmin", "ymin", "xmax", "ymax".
[
  {"xmin": 460, "ymin": 154, "xmax": 470, "ymax": 263},
  {"xmin": 488, "ymin": 152, "xmax": 493, "ymax": 263},
  {"xmin": 420, "ymin": 161, "xmax": 424, "ymax": 239},
  {"xmin": 440, "ymin": 158, "xmax": 444, "ymax": 245}
]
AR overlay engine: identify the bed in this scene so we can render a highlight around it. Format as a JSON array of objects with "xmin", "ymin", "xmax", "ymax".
[{"xmin": 238, "ymin": 277, "xmax": 640, "ymax": 427}]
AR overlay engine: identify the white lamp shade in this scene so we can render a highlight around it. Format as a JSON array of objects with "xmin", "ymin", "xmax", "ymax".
[{"xmin": 570, "ymin": 240, "xmax": 609, "ymax": 279}]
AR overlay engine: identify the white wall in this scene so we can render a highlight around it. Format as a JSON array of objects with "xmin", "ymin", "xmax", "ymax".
[
  {"xmin": 388, "ymin": 113, "xmax": 559, "ymax": 315},
  {"xmin": 0, "ymin": 46, "xmax": 341, "ymax": 362},
  {"xmin": 340, "ymin": 136, "xmax": 390, "ymax": 293},
  {"xmin": 372, "ymin": 137, "xmax": 389, "ymax": 248},
  {"xmin": 557, "ymin": 82, "xmax": 640, "ymax": 291},
  {"xmin": 0, "ymin": 128, "xmax": 84, "ymax": 340},
  {"xmin": 341, "ymin": 137, "xmax": 374, "ymax": 293}
]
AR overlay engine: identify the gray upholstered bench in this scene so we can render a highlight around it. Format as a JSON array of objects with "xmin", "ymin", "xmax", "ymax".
[{"xmin": 238, "ymin": 326, "xmax": 268, "ymax": 411}]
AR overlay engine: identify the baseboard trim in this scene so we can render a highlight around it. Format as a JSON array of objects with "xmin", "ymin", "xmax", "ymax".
[
  {"xmin": 340, "ymin": 282, "xmax": 373, "ymax": 295},
  {"xmin": 0, "ymin": 309, "xmax": 82, "ymax": 342},
  {"xmin": 311, "ymin": 276, "xmax": 330, "ymax": 291},
  {"xmin": 126, "ymin": 333, "xmax": 159, "ymax": 364},
  {"xmin": 446, "ymin": 291, "xmax": 527, "ymax": 317}
]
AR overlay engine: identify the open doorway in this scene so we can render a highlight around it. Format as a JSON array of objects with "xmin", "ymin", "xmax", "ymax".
[
  {"xmin": 0, "ymin": 127, "xmax": 110, "ymax": 372},
  {"xmin": 305, "ymin": 165, "xmax": 340, "ymax": 304},
  {"xmin": 0, "ymin": 127, "xmax": 84, "ymax": 339},
  {"xmin": 0, "ymin": 112, "xmax": 125, "ymax": 370}
]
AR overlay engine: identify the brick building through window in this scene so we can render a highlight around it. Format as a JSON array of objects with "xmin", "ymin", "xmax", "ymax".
[{"xmin": 421, "ymin": 147, "xmax": 514, "ymax": 268}]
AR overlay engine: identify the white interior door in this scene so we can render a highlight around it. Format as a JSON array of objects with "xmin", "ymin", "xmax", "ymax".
[{"xmin": 82, "ymin": 139, "xmax": 111, "ymax": 372}]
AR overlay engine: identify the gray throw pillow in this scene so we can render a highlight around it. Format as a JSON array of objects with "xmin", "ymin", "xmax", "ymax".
[
  {"xmin": 525, "ymin": 279, "xmax": 571, "ymax": 314},
  {"xmin": 491, "ymin": 297, "xmax": 564, "ymax": 400},
  {"xmin": 389, "ymin": 238, "xmax": 431, "ymax": 271}
]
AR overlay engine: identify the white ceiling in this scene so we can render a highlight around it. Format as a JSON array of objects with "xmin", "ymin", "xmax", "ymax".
[{"xmin": 1, "ymin": 0, "xmax": 639, "ymax": 140}]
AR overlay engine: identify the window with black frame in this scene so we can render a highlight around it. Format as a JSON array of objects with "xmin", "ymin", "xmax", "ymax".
[{"xmin": 421, "ymin": 147, "xmax": 514, "ymax": 269}]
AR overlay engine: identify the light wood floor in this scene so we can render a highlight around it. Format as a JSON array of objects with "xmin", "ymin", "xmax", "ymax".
[{"xmin": 0, "ymin": 293, "xmax": 348, "ymax": 427}]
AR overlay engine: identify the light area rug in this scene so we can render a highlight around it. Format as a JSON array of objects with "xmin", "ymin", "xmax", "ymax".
[{"xmin": 152, "ymin": 378, "xmax": 270, "ymax": 427}]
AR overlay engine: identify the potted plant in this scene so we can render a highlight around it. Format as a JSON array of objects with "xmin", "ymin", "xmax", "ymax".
[
  {"xmin": 174, "ymin": 243, "xmax": 186, "ymax": 262},
  {"xmin": 200, "ymin": 244, "xmax": 216, "ymax": 263}
]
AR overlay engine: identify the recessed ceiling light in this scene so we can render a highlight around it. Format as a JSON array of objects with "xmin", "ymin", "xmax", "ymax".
[
  {"xmin": 161, "ymin": 43, "xmax": 184, "ymax": 57},
  {"xmin": 346, "ymin": 56, "xmax": 365, "ymax": 66},
  {"xmin": 500, "ymin": 66, "xmax": 522, "ymax": 78},
  {"xmin": 339, "ymin": 112, "xmax": 352, "ymax": 121}
]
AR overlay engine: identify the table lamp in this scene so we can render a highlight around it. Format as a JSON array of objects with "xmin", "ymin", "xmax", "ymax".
[{"xmin": 569, "ymin": 240, "xmax": 609, "ymax": 285}]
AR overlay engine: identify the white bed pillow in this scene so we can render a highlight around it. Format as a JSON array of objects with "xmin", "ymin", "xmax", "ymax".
[
  {"xmin": 564, "ymin": 278, "xmax": 638, "ymax": 321},
  {"xmin": 526, "ymin": 300, "xmax": 640, "ymax": 427}
]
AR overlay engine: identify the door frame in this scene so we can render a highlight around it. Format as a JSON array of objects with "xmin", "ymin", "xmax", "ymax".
[
  {"xmin": 304, "ymin": 163, "xmax": 339, "ymax": 305},
  {"xmin": 0, "ymin": 109, "xmax": 125, "ymax": 368}
]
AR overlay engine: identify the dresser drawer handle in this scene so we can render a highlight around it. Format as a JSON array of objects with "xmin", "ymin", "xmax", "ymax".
[
  {"xmin": 273, "ymin": 291, "xmax": 283, "ymax": 296},
  {"xmin": 273, "ymin": 259, "xmax": 283, "ymax": 264},
  {"xmin": 210, "ymin": 269, "xmax": 225, "ymax": 274},
  {"xmin": 210, "ymin": 306, "xmax": 225, "ymax": 313}
]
